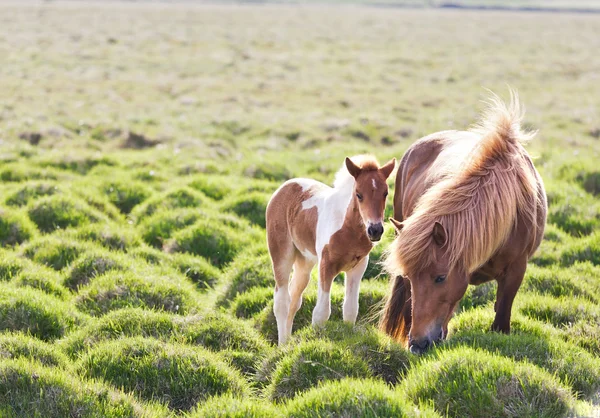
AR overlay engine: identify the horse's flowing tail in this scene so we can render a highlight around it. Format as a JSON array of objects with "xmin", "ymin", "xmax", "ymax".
[{"xmin": 379, "ymin": 274, "xmax": 412, "ymax": 345}]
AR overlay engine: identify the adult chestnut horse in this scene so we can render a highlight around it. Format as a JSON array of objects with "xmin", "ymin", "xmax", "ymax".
[
  {"xmin": 380, "ymin": 93, "xmax": 547, "ymax": 354},
  {"xmin": 267, "ymin": 155, "xmax": 395, "ymax": 345}
]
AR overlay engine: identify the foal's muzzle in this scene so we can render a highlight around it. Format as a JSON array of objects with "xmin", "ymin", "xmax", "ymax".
[{"xmin": 367, "ymin": 223, "xmax": 384, "ymax": 242}]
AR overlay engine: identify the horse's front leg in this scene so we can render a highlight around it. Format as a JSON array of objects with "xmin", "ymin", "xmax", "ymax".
[
  {"xmin": 312, "ymin": 257, "xmax": 338, "ymax": 326},
  {"xmin": 343, "ymin": 256, "xmax": 368, "ymax": 324},
  {"xmin": 492, "ymin": 256, "xmax": 527, "ymax": 333}
]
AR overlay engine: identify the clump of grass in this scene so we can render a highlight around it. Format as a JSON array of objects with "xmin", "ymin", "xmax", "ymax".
[
  {"xmin": 0, "ymin": 163, "xmax": 63, "ymax": 183},
  {"xmin": 562, "ymin": 321, "xmax": 600, "ymax": 356},
  {"xmin": 522, "ymin": 263, "xmax": 598, "ymax": 302},
  {"xmin": 137, "ymin": 208, "xmax": 204, "ymax": 248},
  {"xmin": 12, "ymin": 263, "xmax": 68, "ymax": 299},
  {"xmin": 65, "ymin": 249, "xmax": 129, "ymax": 290},
  {"xmin": 0, "ymin": 249, "xmax": 29, "ymax": 281},
  {"xmin": 0, "ymin": 332, "xmax": 69, "ymax": 368},
  {"xmin": 458, "ymin": 281, "xmax": 496, "ymax": 312},
  {"xmin": 60, "ymin": 308, "xmax": 179, "ymax": 357},
  {"xmin": 530, "ymin": 224, "xmax": 571, "ymax": 267},
  {"xmin": 27, "ymin": 195, "xmax": 106, "ymax": 233},
  {"xmin": 219, "ymin": 250, "xmax": 273, "ymax": 305},
  {"xmin": 265, "ymin": 340, "xmax": 371, "ymax": 402},
  {"xmin": 518, "ymin": 294, "xmax": 600, "ymax": 327},
  {"xmin": 400, "ymin": 348, "xmax": 575, "ymax": 417},
  {"xmin": 0, "ymin": 207, "xmax": 37, "ymax": 246},
  {"xmin": 545, "ymin": 180, "xmax": 600, "ymax": 236},
  {"xmin": 170, "ymin": 252, "xmax": 220, "ymax": 290},
  {"xmin": 22, "ymin": 234, "xmax": 91, "ymax": 270},
  {"xmin": 128, "ymin": 244, "xmax": 170, "ymax": 264},
  {"xmin": 256, "ymin": 281, "xmax": 386, "ymax": 344},
  {"xmin": 166, "ymin": 219, "xmax": 257, "ymax": 267},
  {"xmin": 230, "ymin": 287, "xmax": 273, "ymax": 319},
  {"xmin": 4, "ymin": 181, "xmax": 61, "ymax": 207},
  {"xmin": 69, "ymin": 223, "xmax": 142, "ymax": 251},
  {"xmin": 177, "ymin": 312, "xmax": 270, "ymax": 356},
  {"xmin": 74, "ymin": 267, "xmax": 199, "ymax": 316},
  {"xmin": 100, "ymin": 179, "xmax": 153, "ymax": 214},
  {"xmin": 243, "ymin": 162, "xmax": 292, "ymax": 182},
  {"xmin": 285, "ymin": 378, "xmax": 440, "ymax": 418},
  {"xmin": 0, "ymin": 283, "xmax": 83, "ymax": 341},
  {"xmin": 219, "ymin": 349, "xmax": 264, "ymax": 379},
  {"xmin": 131, "ymin": 186, "xmax": 208, "ymax": 219},
  {"xmin": 560, "ymin": 231, "xmax": 600, "ymax": 266},
  {"xmin": 187, "ymin": 175, "xmax": 233, "ymax": 200},
  {"xmin": 221, "ymin": 191, "xmax": 270, "ymax": 227},
  {"xmin": 446, "ymin": 330, "xmax": 600, "ymax": 398},
  {"xmin": 190, "ymin": 394, "xmax": 278, "ymax": 418},
  {"xmin": 0, "ymin": 358, "xmax": 167, "ymax": 417},
  {"xmin": 76, "ymin": 337, "xmax": 249, "ymax": 411}
]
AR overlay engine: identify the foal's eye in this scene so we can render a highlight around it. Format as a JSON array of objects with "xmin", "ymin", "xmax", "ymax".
[
  {"xmin": 356, "ymin": 193, "xmax": 363, "ymax": 201},
  {"xmin": 434, "ymin": 275, "xmax": 447, "ymax": 284}
]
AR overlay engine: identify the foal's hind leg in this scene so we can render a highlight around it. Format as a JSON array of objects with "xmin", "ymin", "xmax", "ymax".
[
  {"xmin": 492, "ymin": 257, "xmax": 527, "ymax": 333},
  {"xmin": 286, "ymin": 255, "xmax": 315, "ymax": 335},
  {"xmin": 268, "ymin": 234, "xmax": 295, "ymax": 345}
]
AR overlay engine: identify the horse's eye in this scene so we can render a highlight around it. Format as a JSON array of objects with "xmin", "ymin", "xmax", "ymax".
[
  {"xmin": 435, "ymin": 275, "xmax": 447, "ymax": 284},
  {"xmin": 356, "ymin": 193, "xmax": 363, "ymax": 201},
  {"xmin": 384, "ymin": 191, "xmax": 388, "ymax": 198}
]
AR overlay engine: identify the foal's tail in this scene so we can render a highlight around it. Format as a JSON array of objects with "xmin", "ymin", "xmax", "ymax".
[{"xmin": 379, "ymin": 274, "xmax": 412, "ymax": 346}]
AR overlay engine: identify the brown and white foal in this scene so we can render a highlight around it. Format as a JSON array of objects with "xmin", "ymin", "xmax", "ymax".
[{"xmin": 266, "ymin": 155, "xmax": 395, "ymax": 345}]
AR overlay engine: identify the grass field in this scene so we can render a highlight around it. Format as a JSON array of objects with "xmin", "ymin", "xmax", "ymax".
[{"xmin": 0, "ymin": 1, "xmax": 599, "ymax": 417}]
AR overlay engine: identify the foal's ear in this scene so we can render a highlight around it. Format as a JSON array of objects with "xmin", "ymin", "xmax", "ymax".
[
  {"xmin": 432, "ymin": 221, "xmax": 447, "ymax": 246},
  {"xmin": 380, "ymin": 158, "xmax": 396, "ymax": 179},
  {"xmin": 345, "ymin": 157, "xmax": 362, "ymax": 179},
  {"xmin": 389, "ymin": 217, "xmax": 403, "ymax": 232}
]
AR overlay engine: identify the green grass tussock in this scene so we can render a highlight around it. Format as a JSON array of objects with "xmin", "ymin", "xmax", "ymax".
[
  {"xmin": 27, "ymin": 195, "xmax": 107, "ymax": 233},
  {"xmin": 76, "ymin": 337, "xmax": 249, "ymax": 411},
  {"xmin": 70, "ymin": 223, "xmax": 142, "ymax": 251},
  {"xmin": 100, "ymin": 179, "xmax": 153, "ymax": 214},
  {"xmin": 131, "ymin": 186, "xmax": 208, "ymax": 219},
  {"xmin": 137, "ymin": 208, "xmax": 204, "ymax": 248},
  {"xmin": 230, "ymin": 287, "xmax": 273, "ymax": 319},
  {"xmin": 74, "ymin": 267, "xmax": 200, "ymax": 316},
  {"xmin": 12, "ymin": 263, "xmax": 68, "ymax": 299},
  {"xmin": 65, "ymin": 249, "xmax": 129, "ymax": 290},
  {"xmin": 285, "ymin": 378, "xmax": 440, "ymax": 418},
  {"xmin": 0, "ymin": 332, "xmax": 69, "ymax": 368},
  {"xmin": 190, "ymin": 394, "xmax": 278, "ymax": 418},
  {"xmin": 0, "ymin": 358, "xmax": 167, "ymax": 418},
  {"xmin": 22, "ymin": 234, "xmax": 91, "ymax": 270},
  {"xmin": 221, "ymin": 191, "xmax": 270, "ymax": 228},
  {"xmin": 219, "ymin": 250, "xmax": 273, "ymax": 305},
  {"xmin": 4, "ymin": 181, "xmax": 61, "ymax": 207},
  {"xmin": 169, "ymin": 252, "xmax": 221, "ymax": 290},
  {"xmin": 0, "ymin": 207, "xmax": 37, "ymax": 246},
  {"xmin": 0, "ymin": 283, "xmax": 83, "ymax": 341},
  {"xmin": 400, "ymin": 348, "xmax": 576, "ymax": 418}
]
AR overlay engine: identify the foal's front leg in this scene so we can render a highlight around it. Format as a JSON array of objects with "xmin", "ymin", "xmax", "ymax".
[
  {"xmin": 343, "ymin": 256, "xmax": 368, "ymax": 324},
  {"xmin": 312, "ymin": 258, "xmax": 338, "ymax": 326}
]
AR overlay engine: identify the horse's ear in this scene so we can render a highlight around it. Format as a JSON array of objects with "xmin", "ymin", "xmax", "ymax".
[
  {"xmin": 380, "ymin": 158, "xmax": 396, "ymax": 179},
  {"xmin": 432, "ymin": 221, "xmax": 447, "ymax": 246},
  {"xmin": 345, "ymin": 157, "xmax": 361, "ymax": 179},
  {"xmin": 389, "ymin": 217, "xmax": 403, "ymax": 232}
]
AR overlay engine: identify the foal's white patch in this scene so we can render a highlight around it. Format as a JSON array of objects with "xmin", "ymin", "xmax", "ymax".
[
  {"xmin": 300, "ymin": 248, "xmax": 317, "ymax": 263},
  {"xmin": 372, "ymin": 178, "xmax": 377, "ymax": 189}
]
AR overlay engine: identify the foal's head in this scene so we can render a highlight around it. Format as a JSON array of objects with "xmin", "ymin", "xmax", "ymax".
[{"xmin": 345, "ymin": 156, "xmax": 396, "ymax": 242}]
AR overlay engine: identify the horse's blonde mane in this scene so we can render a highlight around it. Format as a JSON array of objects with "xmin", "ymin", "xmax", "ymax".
[
  {"xmin": 333, "ymin": 154, "xmax": 379, "ymax": 190},
  {"xmin": 386, "ymin": 91, "xmax": 540, "ymax": 277}
]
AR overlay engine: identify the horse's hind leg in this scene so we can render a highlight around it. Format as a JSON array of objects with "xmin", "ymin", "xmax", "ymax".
[
  {"xmin": 492, "ymin": 256, "xmax": 527, "ymax": 333},
  {"xmin": 286, "ymin": 255, "xmax": 315, "ymax": 335},
  {"xmin": 268, "ymin": 229, "xmax": 295, "ymax": 345}
]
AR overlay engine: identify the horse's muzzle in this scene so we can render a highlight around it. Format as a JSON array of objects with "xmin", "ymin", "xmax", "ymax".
[
  {"xmin": 409, "ymin": 329, "xmax": 444, "ymax": 354},
  {"xmin": 367, "ymin": 223, "xmax": 384, "ymax": 241}
]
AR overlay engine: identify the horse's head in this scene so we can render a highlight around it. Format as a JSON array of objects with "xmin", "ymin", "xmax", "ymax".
[
  {"xmin": 389, "ymin": 219, "xmax": 469, "ymax": 354},
  {"xmin": 346, "ymin": 156, "xmax": 395, "ymax": 242}
]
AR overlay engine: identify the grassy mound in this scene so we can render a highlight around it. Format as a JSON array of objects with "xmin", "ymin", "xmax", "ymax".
[
  {"xmin": 4, "ymin": 181, "xmax": 61, "ymax": 207},
  {"xmin": 170, "ymin": 252, "xmax": 220, "ymax": 290},
  {"xmin": 400, "ymin": 348, "xmax": 575, "ymax": 417},
  {"xmin": 12, "ymin": 263, "xmax": 68, "ymax": 299},
  {"xmin": 0, "ymin": 284, "xmax": 83, "ymax": 341},
  {"xmin": 131, "ymin": 186, "xmax": 207, "ymax": 219},
  {"xmin": 190, "ymin": 394, "xmax": 278, "ymax": 418},
  {"xmin": 0, "ymin": 208, "xmax": 37, "ymax": 246},
  {"xmin": 230, "ymin": 287, "xmax": 273, "ymax": 319},
  {"xmin": 545, "ymin": 180, "xmax": 600, "ymax": 236},
  {"xmin": 100, "ymin": 179, "xmax": 153, "ymax": 214},
  {"xmin": 219, "ymin": 250, "xmax": 273, "ymax": 305},
  {"xmin": 530, "ymin": 224, "xmax": 570, "ymax": 267},
  {"xmin": 69, "ymin": 223, "xmax": 142, "ymax": 251},
  {"xmin": 522, "ymin": 263, "xmax": 598, "ymax": 302},
  {"xmin": 0, "ymin": 332, "xmax": 69, "ymax": 367},
  {"xmin": 166, "ymin": 219, "xmax": 256, "ymax": 267},
  {"xmin": 221, "ymin": 191, "xmax": 270, "ymax": 227},
  {"xmin": 137, "ymin": 208, "xmax": 204, "ymax": 248},
  {"xmin": 518, "ymin": 294, "xmax": 600, "ymax": 327},
  {"xmin": 22, "ymin": 234, "xmax": 91, "ymax": 270},
  {"xmin": 256, "ymin": 281, "xmax": 387, "ymax": 343},
  {"xmin": 0, "ymin": 250, "xmax": 30, "ymax": 281},
  {"xmin": 285, "ymin": 378, "xmax": 440, "ymax": 418},
  {"xmin": 65, "ymin": 249, "xmax": 129, "ymax": 290},
  {"xmin": 74, "ymin": 267, "xmax": 199, "ymax": 316},
  {"xmin": 265, "ymin": 340, "xmax": 371, "ymax": 402},
  {"xmin": 76, "ymin": 337, "xmax": 249, "ymax": 411},
  {"xmin": 187, "ymin": 175, "xmax": 233, "ymax": 201},
  {"xmin": 27, "ymin": 195, "xmax": 106, "ymax": 233},
  {"xmin": 560, "ymin": 231, "xmax": 600, "ymax": 266},
  {"xmin": 0, "ymin": 358, "xmax": 166, "ymax": 417}
]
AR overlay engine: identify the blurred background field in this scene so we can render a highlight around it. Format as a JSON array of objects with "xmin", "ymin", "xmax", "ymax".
[{"xmin": 0, "ymin": 1, "xmax": 599, "ymax": 417}]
